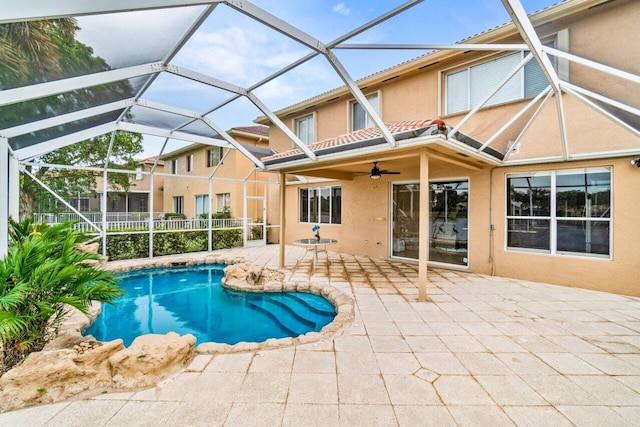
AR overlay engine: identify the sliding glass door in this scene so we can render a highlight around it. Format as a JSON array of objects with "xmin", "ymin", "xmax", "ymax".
[
  {"xmin": 429, "ymin": 181, "xmax": 468, "ymax": 266},
  {"xmin": 391, "ymin": 180, "xmax": 469, "ymax": 266}
]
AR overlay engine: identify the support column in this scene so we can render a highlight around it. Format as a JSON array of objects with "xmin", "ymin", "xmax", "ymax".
[
  {"xmin": 8, "ymin": 151, "xmax": 19, "ymax": 220},
  {"xmin": 208, "ymin": 177, "xmax": 213, "ymax": 252},
  {"xmin": 148, "ymin": 172, "xmax": 155, "ymax": 258},
  {"xmin": 418, "ymin": 151, "xmax": 429, "ymax": 302},
  {"xmin": 279, "ymin": 172, "xmax": 286, "ymax": 268},
  {"xmin": 0, "ymin": 138, "xmax": 9, "ymax": 258},
  {"xmin": 242, "ymin": 177, "xmax": 248, "ymax": 247}
]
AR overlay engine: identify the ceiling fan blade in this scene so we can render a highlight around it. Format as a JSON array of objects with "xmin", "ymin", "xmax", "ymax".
[{"xmin": 380, "ymin": 170, "xmax": 401, "ymax": 174}]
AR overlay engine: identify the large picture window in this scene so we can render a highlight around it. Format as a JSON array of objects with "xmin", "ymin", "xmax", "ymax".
[
  {"xmin": 445, "ymin": 46, "xmax": 552, "ymax": 115},
  {"xmin": 506, "ymin": 167, "xmax": 611, "ymax": 257},
  {"xmin": 299, "ymin": 186, "xmax": 341, "ymax": 224}
]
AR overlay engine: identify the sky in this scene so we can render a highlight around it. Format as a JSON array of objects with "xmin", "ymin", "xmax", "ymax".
[{"xmin": 76, "ymin": 0, "xmax": 562, "ymax": 158}]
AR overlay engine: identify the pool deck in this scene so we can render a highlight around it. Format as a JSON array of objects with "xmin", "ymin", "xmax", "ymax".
[{"xmin": 2, "ymin": 244, "xmax": 640, "ymax": 426}]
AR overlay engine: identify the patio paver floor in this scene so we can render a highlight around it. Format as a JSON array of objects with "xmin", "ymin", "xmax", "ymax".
[{"xmin": 1, "ymin": 244, "xmax": 640, "ymax": 426}]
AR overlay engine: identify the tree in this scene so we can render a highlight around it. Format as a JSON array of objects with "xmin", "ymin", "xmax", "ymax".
[
  {"xmin": 20, "ymin": 132, "xmax": 143, "ymax": 218},
  {"xmin": 0, "ymin": 19, "xmax": 143, "ymax": 218},
  {"xmin": 0, "ymin": 218, "xmax": 124, "ymax": 373}
]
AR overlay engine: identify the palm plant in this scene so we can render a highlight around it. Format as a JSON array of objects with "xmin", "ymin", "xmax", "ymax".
[{"xmin": 0, "ymin": 218, "xmax": 123, "ymax": 374}]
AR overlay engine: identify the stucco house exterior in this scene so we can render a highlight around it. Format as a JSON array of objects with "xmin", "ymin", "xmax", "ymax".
[
  {"xmin": 160, "ymin": 125, "xmax": 275, "ymax": 223},
  {"xmin": 257, "ymin": 0, "xmax": 640, "ymax": 296}
]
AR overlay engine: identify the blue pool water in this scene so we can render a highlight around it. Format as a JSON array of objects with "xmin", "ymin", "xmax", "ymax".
[{"xmin": 84, "ymin": 265, "xmax": 336, "ymax": 347}]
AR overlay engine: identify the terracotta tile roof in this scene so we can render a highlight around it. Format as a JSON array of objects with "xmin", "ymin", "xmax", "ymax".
[
  {"xmin": 262, "ymin": 119, "xmax": 436, "ymax": 163},
  {"xmin": 231, "ymin": 125, "xmax": 269, "ymax": 137}
]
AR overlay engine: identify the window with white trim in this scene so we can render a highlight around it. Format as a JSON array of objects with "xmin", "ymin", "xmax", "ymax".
[
  {"xmin": 195, "ymin": 195, "xmax": 209, "ymax": 217},
  {"xmin": 299, "ymin": 186, "xmax": 341, "ymax": 224},
  {"xmin": 134, "ymin": 167, "xmax": 143, "ymax": 181},
  {"xmin": 445, "ymin": 42, "xmax": 555, "ymax": 115},
  {"xmin": 186, "ymin": 154, "xmax": 193, "ymax": 172},
  {"xmin": 173, "ymin": 196, "xmax": 184, "ymax": 214},
  {"xmin": 506, "ymin": 167, "xmax": 611, "ymax": 257},
  {"xmin": 216, "ymin": 193, "xmax": 230, "ymax": 213},
  {"xmin": 207, "ymin": 147, "xmax": 223, "ymax": 167},
  {"xmin": 351, "ymin": 92, "xmax": 380, "ymax": 131},
  {"xmin": 295, "ymin": 114, "xmax": 314, "ymax": 145},
  {"xmin": 171, "ymin": 159, "xmax": 178, "ymax": 175}
]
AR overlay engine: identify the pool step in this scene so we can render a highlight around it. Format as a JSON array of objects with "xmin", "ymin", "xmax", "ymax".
[
  {"xmin": 245, "ymin": 299, "xmax": 301, "ymax": 337},
  {"xmin": 280, "ymin": 293, "xmax": 335, "ymax": 316},
  {"xmin": 245, "ymin": 294, "xmax": 330, "ymax": 335},
  {"xmin": 261, "ymin": 296, "xmax": 317, "ymax": 329}
]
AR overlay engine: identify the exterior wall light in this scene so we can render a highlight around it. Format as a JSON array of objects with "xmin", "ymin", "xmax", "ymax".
[{"xmin": 632, "ymin": 159, "xmax": 640, "ymax": 168}]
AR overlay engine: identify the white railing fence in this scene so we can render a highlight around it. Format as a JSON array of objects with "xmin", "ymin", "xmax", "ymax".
[
  {"xmin": 34, "ymin": 211, "xmax": 164, "ymax": 224},
  {"xmin": 73, "ymin": 217, "xmax": 247, "ymax": 233},
  {"xmin": 33, "ymin": 212, "xmax": 259, "ymax": 235}
]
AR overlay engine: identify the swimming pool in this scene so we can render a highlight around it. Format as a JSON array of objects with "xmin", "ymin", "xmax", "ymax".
[{"xmin": 84, "ymin": 264, "xmax": 336, "ymax": 347}]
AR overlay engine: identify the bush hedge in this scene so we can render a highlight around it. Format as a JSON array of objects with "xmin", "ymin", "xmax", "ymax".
[{"xmin": 103, "ymin": 229, "xmax": 243, "ymax": 260}]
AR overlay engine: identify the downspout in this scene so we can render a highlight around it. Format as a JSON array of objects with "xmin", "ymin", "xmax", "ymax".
[{"xmin": 489, "ymin": 166, "xmax": 497, "ymax": 276}]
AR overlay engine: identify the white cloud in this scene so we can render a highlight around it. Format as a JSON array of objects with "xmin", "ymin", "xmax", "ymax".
[
  {"xmin": 332, "ymin": 3, "xmax": 351, "ymax": 16},
  {"xmin": 174, "ymin": 26, "xmax": 307, "ymax": 89}
]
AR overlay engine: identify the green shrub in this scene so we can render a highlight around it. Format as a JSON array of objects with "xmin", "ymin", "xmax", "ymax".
[
  {"xmin": 199, "ymin": 211, "xmax": 231, "ymax": 220},
  {"xmin": 163, "ymin": 212, "xmax": 185, "ymax": 220},
  {"xmin": 102, "ymin": 229, "xmax": 243, "ymax": 260},
  {"xmin": 0, "ymin": 218, "xmax": 123, "ymax": 373}
]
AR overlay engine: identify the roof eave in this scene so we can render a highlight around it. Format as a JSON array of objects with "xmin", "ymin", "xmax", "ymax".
[
  {"xmin": 254, "ymin": 0, "xmax": 611, "ymax": 124},
  {"xmin": 262, "ymin": 133, "xmax": 502, "ymax": 172}
]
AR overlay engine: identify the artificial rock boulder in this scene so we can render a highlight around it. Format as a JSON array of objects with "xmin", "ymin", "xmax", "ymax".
[
  {"xmin": 0, "ymin": 339, "xmax": 123, "ymax": 411},
  {"xmin": 222, "ymin": 263, "xmax": 285, "ymax": 291},
  {"xmin": 110, "ymin": 332, "xmax": 196, "ymax": 389},
  {"xmin": 0, "ymin": 333, "xmax": 196, "ymax": 412}
]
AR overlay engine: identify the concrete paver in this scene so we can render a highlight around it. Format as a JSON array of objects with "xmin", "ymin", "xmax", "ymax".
[{"xmin": 1, "ymin": 244, "xmax": 640, "ymax": 426}]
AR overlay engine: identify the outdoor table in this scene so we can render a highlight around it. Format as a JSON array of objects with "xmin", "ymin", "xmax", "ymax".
[{"xmin": 294, "ymin": 238, "xmax": 337, "ymax": 270}]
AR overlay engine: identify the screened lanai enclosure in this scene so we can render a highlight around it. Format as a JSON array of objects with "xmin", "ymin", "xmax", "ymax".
[{"xmin": 1, "ymin": 0, "xmax": 639, "ymax": 269}]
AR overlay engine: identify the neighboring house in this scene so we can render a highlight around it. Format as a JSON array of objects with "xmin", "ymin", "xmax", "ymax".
[
  {"xmin": 257, "ymin": 0, "xmax": 640, "ymax": 296},
  {"xmin": 160, "ymin": 126, "xmax": 274, "ymax": 222},
  {"xmin": 89, "ymin": 157, "xmax": 165, "ymax": 216},
  {"xmin": 39, "ymin": 157, "xmax": 165, "ymax": 222}
]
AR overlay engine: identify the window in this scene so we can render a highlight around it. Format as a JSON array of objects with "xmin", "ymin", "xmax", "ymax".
[
  {"xmin": 137, "ymin": 196, "xmax": 147, "ymax": 212},
  {"xmin": 351, "ymin": 92, "xmax": 380, "ymax": 131},
  {"xmin": 506, "ymin": 167, "xmax": 611, "ymax": 257},
  {"xmin": 186, "ymin": 154, "xmax": 193, "ymax": 172},
  {"xmin": 445, "ymin": 43, "xmax": 554, "ymax": 115},
  {"xmin": 195, "ymin": 195, "xmax": 209, "ymax": 217},
  {"xmin": 134, "ymin": 167, "xmax": 143, "ymax": 181},
  {"xmin": 173, "ymin": 196, "xmax": 184, "ymax": 214},
  {"xmin": 171, "ymin": 159, "xmax": 178, "ymax": 175},
  {"xmin": 77, "ymin": 198, "xmax": 89, "ymax": 212},
  {"xmin": 216, "ymin": 193, "xmax": 230, "ymax": 213},
  {"xmin": 299, "ymin": 186, "xmax": 341, "ymax": 224},
  {"xmin": 295, "ymin": 114, "xmax": 314, "ymax": 145},
  {"xmin": 207, "ymin": 147, "xmax": 223, "ymax": 167}
]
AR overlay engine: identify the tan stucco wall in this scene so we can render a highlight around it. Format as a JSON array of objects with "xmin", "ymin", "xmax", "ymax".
[
  {"xmin": 162, "ymin": 136, "xmax": 275, "ymax": 220},
  {"xmin": 284, "ymin": 156, "xmax": 639, "ymax": 296},
  {"xmin": 282, "ymin": 155, "xmax": 493, "ymax": 272},
  {"xmin": 270, "ymin": 0, "xmax": 640, "ymax": 295},
  {"xmin": 492, "ymin": 157, "xmax": 639, "ymax": 296}
]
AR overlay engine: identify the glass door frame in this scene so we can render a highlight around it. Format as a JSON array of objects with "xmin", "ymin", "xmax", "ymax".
[{"xmin": 389, "ymin": 177, "xmax": 471, "ymax": 269}]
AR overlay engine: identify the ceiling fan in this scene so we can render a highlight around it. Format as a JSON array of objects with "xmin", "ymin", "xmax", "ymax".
[{"xmin": 356, "ymin": 161, "xmax": 401, "ymax": 179}]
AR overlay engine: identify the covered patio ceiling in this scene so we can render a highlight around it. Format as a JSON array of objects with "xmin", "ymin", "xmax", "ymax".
[{"xmin": 2, "ymin": 0, "xmax": 639, "ymax": 169}]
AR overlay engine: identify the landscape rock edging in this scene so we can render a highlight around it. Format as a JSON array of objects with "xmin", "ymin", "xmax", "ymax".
[{"xmin": 0, "ymin": 252, "xmax": 354, "ymax": 412}]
